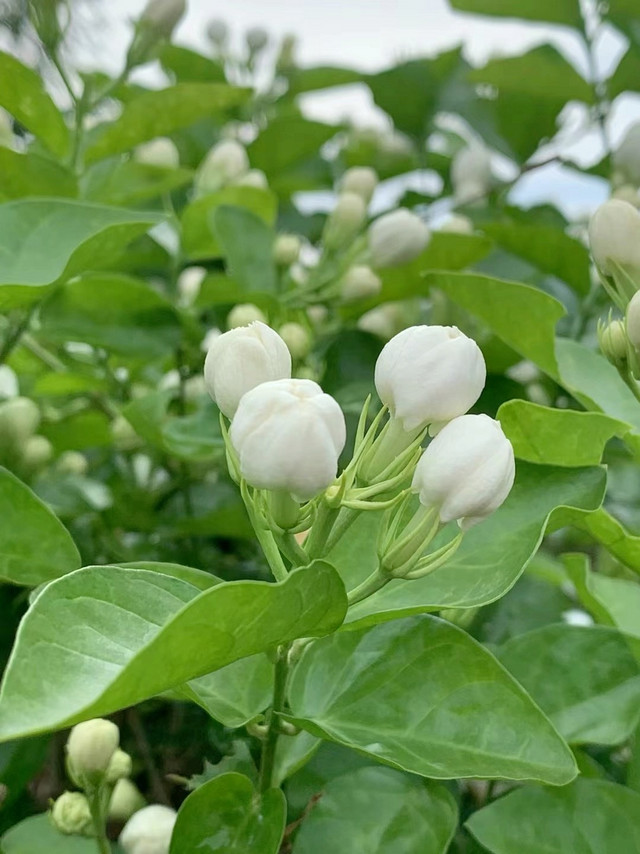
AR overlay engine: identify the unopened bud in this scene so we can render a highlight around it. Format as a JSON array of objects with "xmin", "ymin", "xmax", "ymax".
[
  {"xmin": 106, "ymin": 749, "xmax": 133, "ymax": 784},
  {"xmin": 339, "ymin": 167, "xmax": 378, "ymax": 204},
  {"xmin": 278, "ymin": 322, "xmax": 311, "ymax": 360},
  {"xmin": 135, "ymin": 137, "xmax": 180, "ymax": 169},
  {"xmin": 177, "ymin": 266, "xmax": 206, "ymax": 306},
  {"xmin": 627, "ymin": 292, "xmax": 640, "ymax": 350},
  {"xmin": 21, "ymin": 435, "xmax": 53, "ymax": 472},
  {"xmin": 111, "ymin": 416, "xmax": 141, "ymax": 452},
  {"xmin": 276, "ymin": 33, "xmax": 296, "ymax": 71},
  {"xmin": 109, "ymin": 779, "xmax": 146, "ymax": 823},
  {"xmin": 0, "ymin": 365, "xmax": 18, "ymax": 399},
  {"xmin": 451, "ymin": 142, "xmax": 493, "ymax": 203},
  {"xmin": 57, "ymin": 451, "xmax": 89, "ymax": 477},
  {"xmin": 599, "ymin": 319, "xmax": 628, "ymax": 367},
  {"xmin": 0, "ymin": 397, "xmax": 40, "ymax": 444},
  {"xmin": 120, "ymin": 805, "xmax": 177, "ymax": 854},
  {"xmin": 274, "ymin": 234, "xmax": 301, "ymax": 266},
  {"xmin": 340, "ymin": 265, "xmax": 382, "ymax": 302},
  {"xmin": 246, "ymin": 26, "xmax": 268, "ymax": 53},
  {"xmin": 439, "ymin": 214, "xmax": 474, "ymax": 234},
  {"xmin": 323, "ymin": 192, "xmax": 367, "ymax": 250},
  {"xmin": 207, "ymin": 18, "xmax": 228, "ymax": 46},
  {"xmin": 50, "ymin": 792, "xmax": 93, "ymax": 836},
  {"xmin": 614, "ymin": 123, "xmax": 640, "ymax": 185},
  {"xmin": 589, "ymin": 200, "xmax": 640, "ymax": 276},
  {"xmin": 67, "ymin": 718, "xmax": 120, "ymax": 784},
  {"xmin": 227, "ymin": 303, "xmax": 267, "ymax": 329},
  {"xmin": 194, "ymin": 140, "xmax": 250, "ymax": 195},
  {"xmin": 357, "ymin": 303, "xmax": 404, "ymax": 340},
  {"xmin": 368, "ymin": 209, "xmax": 430, "ymax": 268},
  {"xmin": 612, "ymin": 185, "xmax": 639, "ymax": 207},
  {"xmin": 140, "ymin": 0, "xmax": 186, "ymax": 38},
  {"xmin": 233, "ymin": 169, "xmax": 269, "ymax": 190}
]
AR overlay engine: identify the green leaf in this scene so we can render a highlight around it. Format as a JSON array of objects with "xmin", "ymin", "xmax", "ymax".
[
  {"xmin": 469, "ymin": 45, "xmax": 593, "ymax": 103},
  {"xmin": 425, "ymin": 272, "xmax": 564, "ymax": 378},
  {"xmin": 160, "ymin": 44, "xmax": 226, "ymax": 83},
  {"xmin": 184, "ymin": 654, "xmax": 274, "ymax": 727},
  {"xmin": 212, "ymin": 206, "xmax": 277, "ymax": 292},
  {"xmin": 496, "ymin": 400, "xmax": 626, "ymax": 466},
  {"xmin": 0, "ymin": 814, "xmax": 116, "ymax": 853},
  {"xmin": 292, "ymin": 767, "xmax": 457, "ymax": 854},
  {"xmin": 0, "ymin": 149, "xmax": 76, "ymax": 200},
  {"xmin": 339, "ymin": 463, "xmax": 605, "ymax": 624},
  {"xmin": 161, "ymin": 402, "xmax": 224, "ymax": 462},
  {"xmin": 0, "ymin": 468, "xmax": 80, "ymax": 587},
  {"xmin": 0, "ymin": 53, "xmax": 70, "ymax": 158},
  {"xmin": 466, "ymin": 778, "xmax": 640, "ymax": 854},
  {"xmin": 0, "ymin": 562, "xmax": 347, "ymax": 740},
  {"xmin": 448, "ymin": 0, "xmax": 582, "ymax": 28},
  {"xmin": 566, "ymin": 552, "xmax": 640, "ymax": 640},
  {"xmin": 248, "ymin": 116, "xmax": 338, "ymax": 178},
  {"xmin": 0, "ymin": 199, "xmax": 161, "ymax": 310},
  {"xmin": 116, "ymin": 561, "xmax": 221, "ymax": 591},
  {"xmin": 85, "ymin": 83, "xmax": 249, "ymax": 164},
  {"xmin": 81, "ymin": 160, "xmax": 193, "ymax": 206},
  {"xmin": 181, "ymin": 187, "xmax": 277, "ymax": 261},
  {"xmin": 483, "ymin": 221, "xmax": 591, "ymax": 294},
  {"xmin": 170, "ymin": 773, "xmax": 286, "ymax": 854},
  {"xmin": 39, "ymin": 274, "xmax": 182, "ymax": 358},
  {"xmin": 498, "ymin": 625, "xmax": 640, "ymax": 745},
  {"xmin": 287, "ymin": 615, "xmax": 577, "ymax": 784},
  {"xmin": 41, "ymin": 410, "xmax": 111, "ymax": 452},
  {"xmin": 285, "ymin": 66, "xmax": 365, "ymax": 95}
]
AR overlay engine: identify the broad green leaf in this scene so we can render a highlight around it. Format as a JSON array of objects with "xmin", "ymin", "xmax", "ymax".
[
  {"xmin": 212, "ymin": 206, "xmax": 277, "ymax": 292},
  {"xmin": 340, "ymin": 463, "xmax": 605, "ymax": 624},
  {"xmin": 0, "ymin": 149, "xmax": 76, "ymax": 200},
  {"xmin": 162, "ymin": 402, "xmax": 224, "ymax": 462},
  {"xmin": 85, "ymin": 83, "xmax": 249, "ymax": 164},
  {"xmin": 181, "ymin": 187, "xmax": 277, "ymax": 261},
  {"xmin": 0, "ymin": 562, "xmax": 347, "ymax": 740},
  {"xmin": 121, "ymin": 391, "xmax": 172, "ymax": 450},
  {"xmin": 184, "ymin": 654, "xmax": 274, "ymax": 727},
  {"xmin": 566, "ymin": 553, "xmax": 640, "ymax": 640},
  {"xmin": 556, "ymin": 338, "xmax": 640, "ymax": 437},
  {"xmin": 496, "ymin": 400, "xmax": 626, "ymax": 466},
  {"xmin": 448, "ymin": 0, "xmax": 582, "ymax": 27},
  {"xmin": 292, "ymin": 766, "xmax": 457, "ymax": 854},
  {"xmin": 117, "ymin": 561, "xmax": 221, "ymax": 591},
  {"xmin": 248, "ymin": 116, "xmax": 338, "ymax": 177},
  {"xmin": 498, "ymin": 625, "xmax": 640, "ymax": 745},
  {"xmin": 273, "ymin": 730, "xmax": 321, "ymax": 786},
  {"xmin": 39, "ymin": 274, "xmax": 182, "ymax": 358},
  {"xmin": 41, "ymin": 410, "xmax": 112, "ymax": 452},
  {"xmin": 0, "ymin": 814, "xmax": 116, "ymax": 853},
  {"xmin": 425, "ymin": 272, "xmax": 564, "ymax": 378},
  {"xmin": 0, "ymin": 199, "xmax": 161, "ymax": 310},
  {"xmin": 564, "ymin": 507, "xmax": 640, "ymax": 578},
  {"xmin": 285, "ymin": 66, "xmax": 365, "ymax": 95},
  {"xmin": 160, "ymin": 44, "xmax": 226, "ymax": 83},
  {"xmin": 469, "ymin": 45, "xmax": 593, "ymax": 103},
  {"xmin": 287, "ymin": 615, "xmax": 577, "ymax": 784},
  {"xmin": 466, "ymin": 778, "xmax": 640, "ymax": 854},
  {"xmin": 0, "ymin": 468, "xmax": 80, "ymax": 586},
  {"xmin": 81, "ymin": 160, "xmax": 193, "ymax": 206},
  {"xmin": 0, "ymin": 53, "xmax": 70, "ymax": 158},
  {"xmin": 170, "ymin": 773, "xmax": 286, "ymax": 854},
  {"xmin": 483, "ymin": 221, "xmax": 590, "ymax": 294},
  {"xmin": 610, "ymin": 45, "xmax": 640, "ymax": 97}
]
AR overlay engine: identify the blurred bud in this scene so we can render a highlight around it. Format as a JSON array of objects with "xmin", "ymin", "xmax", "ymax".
[
  {"xmin": 439, "ymin": 214, "xmax": 474, "ymax": 234},
  {"xmin": 368, "ymin": 209, "xmax": 430, "ymax": 268},
  {"xmin": 207, "ymin": 18, "xmax": 228, "ymax": 46},
  {"xmin": 67, "ymin": 719, "xmax": 119, "ymax": 785},
  {"xmin": 0, "ymin": 397, "xmax": 39, "ymax": 444},
  {"xmin": 200, "ymin": 327, "xmax": 222, "ymax": 352},
  {"xmin": 22, "ymin": 435, "xmax": 53, "ymax": 472},
  {"xmin": 340, "ymin": 265, "xmax": 382, "ymax": 302},
  {"xmin": 111, "ymin": 416, "xmax": 141, "ymax": 452},
  {"xmin": 451, "ymin": 142, "xmax": 493, "ymax": 203},
  {"xmin": 227, "ymin": 303, "xmax": 267, "ymax": 329},
  {"xmin": 0, "ymin": 365, "xmax": 18, "ymax": 399},
  {"xmin": 307, "ymin": 305, "xmax": 329, "ymax": 326},
  {"xmin": 177, "ymin": 266, "xmax": 206, "ymax": 306},
  {"xmin": 612, "ymin": 185, "xmax": 640, "ymax": 207},
  {"xmin": 339, "ymin": 167, "xmax": 378, "ymax": 204},
  {"xmin": 323, "ymin": 192, "xmax": 367, "ymax": 251},
  {"xmin": 230, "ymin": 379, "xmax": 346, "ymax": 501},
  {"xmin": 274, "ymin": 234, "xmax": 302, "ymax": 266},
  {"xmin": 246, "ymin": 26, "xmax": 268, "ymax": 53},
  {"xmin": 599, "ymin": 318, "xmax": 628, "ymax": 367},
  {"xmin": 413, "ymin": 414, "xmax": 515, "ymax": 529},
  {"xmin": 614, "ymin": 123, "xmax": 640, "ymax": 185},
  {"xmin": 134, "ymin": 137, "xmax": 180, "ymax": 169},
  {"xmin": 278, "ymin": 322, "xmax": 311, "ymax": 360},
  {"xmin": 120, "ymin": 805, "xmax": 177, "ymax": 854},
  {"xmin": 589, "ymin": 200, "xmax": 640, "ymax": 281},
  {"xmin": 233, "ymin": 169, "xmax": 269, "ymax": 190},
  {"xmin": 50, "ymin": 792, "xmax": 93, "ymax": 837},
  {"xmin": 627, "ymin": 292, "xmax": 640, "ymax": 351},
  {"xmin": 127, "ymin": 0, "xmax": 187, "ymax": 68},
  {"xmin": 195, "ymin": 140, "xmax": 249, "ymax": 195},
  {"xmin": 57, "ymin": 450, "xmax": 88, "ymax": 476},
  {"xmin": 357, "ymin": 303, "xmax": 403, "ymax": 340},
  {"xmin": 276, "ymin": 33, "xmax": 297, "ymax": 71},
  {"xmin": 204, "ymin": 321, "xmax": 291, "ymax": 418},
  {"xmin": 109, "ymin": 779, "xmax": 146, "ymax": 823},
  {"xmin": 106, "ymin": 749, "xmax": 133, "ymax": 784},
  {"xmin": 29, "ymin": 0, "xmax": 63, "ymax": 50}
]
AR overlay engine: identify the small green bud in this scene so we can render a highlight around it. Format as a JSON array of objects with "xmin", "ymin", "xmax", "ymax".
[
  {"xmin": 109, "ymin": 778, "xmax": 146, "ymax": 823},
  {"xmin": 111, "ymin": 416, "xmax": 141, "ymax": 452},
  {"xmin": 0, "ymin": 396, "xmax": 40, "ymax": 443},
  {"xmin": 50, "ymin": 791, "xmax": 93, "ymax": 837},
  {"xmin": 106, "ymin": 748, "xmax": 133, "ymax": 784},
  {"xmin": 66, "ymin": 718, "xmax": 120, "ymax": 786},
  {"xmin": 323, "ymin": 192, "xmax": 367, "ymax": 251},
  {"xmin": 339, "ymin": 167, "xmax": 378, "ymax": 204},
  {"xmin": 134, "ymin": 137, "xmax": 180, "ymax": 169},
  {"xmin": 57, "ymin": 451, "xmax": 88, "ymax": 477},
  {"xmin": 21, "ymin": 435, "xmax": 53, "ymax": 473},
  {"xmin": 227, "ymin": 303, "xmax": 267, "ymax": 329},
  {"xmin": 598, "ymin": 318, "xmax": 628, "ymax": 367},
  {"xmin": 278, "ymin": 322, "xmax": 311, "ymax": 360},
  {"xmin": 340, "ymin": 265, "xmax": 382, "ymax": 302},
  {"xmin": 274, "ymin": 234, "xmax": 302, "ymax": 266},
  {"xmin": 207, "ymin": 18, "xmax": 228, "ymax": 46},
  {"xmin": 246, "ymin": 26, "xmax": 268, "ymax": 54}
]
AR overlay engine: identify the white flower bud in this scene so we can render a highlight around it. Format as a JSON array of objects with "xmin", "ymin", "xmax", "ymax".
[
  {"xmin": 375, "ymin": 325, "xmax": 486, "ymax": 431},
  {"xmin": 109, "ymin": 779, "xmax": 146, "ymax": 822},
  {"xmin": 57, "ymin": 451, "xmax": 88, "ymax": 477},
  {"xmin": 451, "ymin": 142, "xmax": 493, "ymax": 203},
  {"xmin": 0, "ymin": 365, "xmax": 18, "ymax": 399},
  {"xmin": 627, "ymin": 291, "xmax": 640, "ymax": 350},
  {"xmin": 323, "ymin": 192, "xmax": 367, "ymax": 250},
  {"xmin": 204, "ymin": 321, "xmax": 291, "ymax": 418},
  {"xmin": 227, "ymin": 303, "xmax": 267, "ymax": 329},
  {"xmin": 230, "ymin": 379, "xmax": 346, "ymax": 501},
  {"xmin": 340, "ymin": 265, "xmax": 382, "ymax": 302},
  {"xmin": 233, "ymin": 169, "xmax": 269, "ymax": 190},
  {"xmin": 111, "ymin": 416, "xmax": 141, "ymax": 451},
  {"xmin": 339, "ymin": 167, "xmax": 378, "ymax": 204},
  {"xmin": 357, "ymin": 303, "xmax": 403, "ymax": 340},
  {"xmin": 599, "ymin": 319, "xmax": 628, "ymax": 366},
  {"xmin": 379, "ymin": 131, "xmax": 413, "ymax": 157},
  {"xmin": 246, "ymin": 26, "xmax": 268, "ymax": 52},
  {"xmin": 21, "ymin": 435, "xmax": 53, "ymax": 471},
  {"xmin": 67, "ymin": 719, "xmax": 119, "ymax": 782},
  {"xmin": 0, "ymin": 397, "xmax": 40, "ymax": 443},
  {"xmin": 195, "ymin": 140, "xmax": 249, "ymax": 195},
  {"xmin": 439, "ymin": 214, "xmax": 474, "ymax": 234},
  {"xmin": 50, "ymin": 791, "xmax": 93, "ymax": 836},
  {"xmin": 307, "ymin": 305, "xmax": 329, "ymax": 326},
  {"xmin": 368, "ymin": 209, "xmax": 430, "ymax": 268},
  {"xmin": 274, "ymin": 234, "xmax": 302, "ymax": 266},
  {"xmin": 412, "ymin": 414, "xmax": 515, "ymax": 529},
  {"xmin": 120, "ymin": 804, "xmax": 177, "ymax": 854},
  {"xmin": 134, "ymin": 137, "xmax": 180, "ymax": 169},
  {"xmin": 278, "ymin": 322, "xmax": 311, "ymax": 360},
  {"xmin": 207, "ymin": 18, "xmax": 228, "ymax": 45},
  {"xmin": 177, "ymin": 266, "xmax": 206, "ymax": 306},
  {"xmin": 140, "ymin": 0, "xmax": 186, "ymax": 38},
  {"xmin": 106, "ymin": 748, "xmax": 133, "ymax": 784},
  {"xmin": 612, "ymin": 185, "xmax": 639, "ymax": 207},
  {"xmin": 589, "ymin": 200, "xmax": 640, "ymax": 275},
  {"xmin": 614, "ymin": 123, "xmax": 640, "ymax": 184}
]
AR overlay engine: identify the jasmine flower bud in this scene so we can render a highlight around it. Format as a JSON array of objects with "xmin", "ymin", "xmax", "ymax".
[
  {"xmin": 50, "ymin": 791, "xmax": 93, "ymax": 836},
  {"xmin": 339, "ymin": 167, "xmax": 378, "ymax": 204},
  {"xmin": 323, "ymin": 192, "xmax": 367, "ymax": 250},
  {"xmin": 589, "ymin": 199, "xmax": 640, "ymax": 276},
  {"xmin": 368, "ymin": 209, "xmax": 430, "ymax": 268},
  {"xmin": 119, "ymin": 804, "xmax": 177, "ymax": 854},
  {"xmin": 195, "ymin": 140, "xmax": 249, "ymax": 195},
  {"xmin": 274, "ymin": 233, "xmax": 302, "ymax": 266},
  {"xmin": 66, "ymin": 718, "xmax": 119, "ymax": 784},
  {"xmin": 340, "ymin": 265, "xmax": 382, "ymax": 302},
  {"xmin": 278, "ymin": 322, "xmax": 311, "ymax": 360},
  {"xmin": 451, "ymin": 141, "xmax": 493, "ymax": 203},
  {"xmin": 614, "ymin": 123, "xmax": 640, "ymax": 184},
  {"xmin": 134, "ymin": 137, "xmax": 180, "ymax": 169},
  {"xmin": 227, "ymin": 303, "xmax": 267, "ymax": 329},
  {"xmin": 109, "ymin": 779, "xmax": 146, "ymax": 823}
]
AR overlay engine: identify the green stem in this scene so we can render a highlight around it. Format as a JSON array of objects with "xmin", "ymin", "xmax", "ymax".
[
  {"xmin": 324, "ymin": 506, "xmax": 360, "ymax": 553},
  {"xmin": 347, "ymin": 568, "xmax": 389, "ymax": 606},
  {"xmin": 304, "ymin": 502, "xmax": 339, "ymax": 559},
  {"xmin": 617, "ymin": 366, "xmax": 640, "ymax": 404},
  {"xmin": 259, "ymin": 645, "xmax": 290, "ymax": 792},
  {"xmin": 86, "ymin": 787, "xmax": 110, "ymax": 854},
  {"xmin": 255, "ymin": 526, "xmax": 289, "ymax": 583},
  {"xmin": 278, "ymin": 533, "xmax": 308, "ymax": 567},
  {"xmin": 0, "ymin": 307, "xmax": 35, "ymax": 365}
]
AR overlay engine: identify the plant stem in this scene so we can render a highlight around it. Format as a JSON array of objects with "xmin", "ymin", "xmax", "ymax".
[
  {"xmin": 304, "ymin": 503, "xmax": 339, "ymax": 559},
  {"xmin": 324, "ymin": 506, "xmax": 361, "ymax": 553},
  {"xmin": 0, "ymin": 308, "xmax": 35, "ymax": 365},
  {"xmin": 347, "ymin": 568, "xmax": 389, "ymax": 606},
  {"xmin": 86, "ymin": 787, "xmax": 110, "ymax": 854},
  {"xmin": 259, "ymin": 644, "xmax": 290, "ymax": 792}
]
